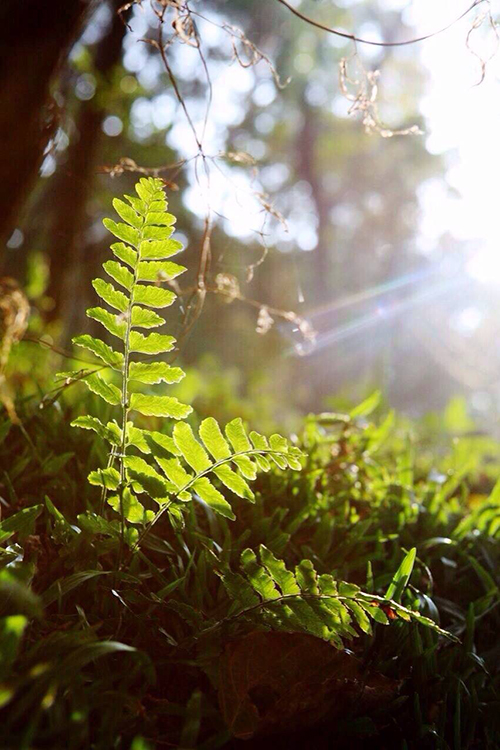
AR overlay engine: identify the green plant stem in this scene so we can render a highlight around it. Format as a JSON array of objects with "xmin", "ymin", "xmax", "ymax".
[{"xmin": 117, "ymin": 224, "xmax": 144, "ymax": 565}]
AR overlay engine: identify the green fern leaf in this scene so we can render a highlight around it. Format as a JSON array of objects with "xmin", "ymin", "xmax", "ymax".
[
  {"xmin": 103, "ymin": 260, "xmax": 134, "ymax": 291},
  {"xmin": 112, "ymin": 198, "xmax": 143, "ymax": 229},
  {"xmin": 128, "ymin": 361, "xmax": 185, "ymax": 385},
  {"xmin": 135, "ymin": 177, "xmax": 162, "ymax": 202},
  {"xmin": 217, "ymin": 570, "xmax": 260, "ymax": 612},
  {"xmin": 71, "ymin": 416, "xmax": 120, "ymax": 445},
  {"xmin": 259, "ymin": 546, "xmax": 300, "ymax": 595},
  {"xmin": 241, "ymin": 549, "xmax": 281, "ymax": 600},
  {"xmin": 129, "ymin": 331, "xmax": 176, "ymax": 354},
  {"xmin": 268, "ymin": 452, "xmax": 288, "ymax": 470},
  {"xmin": 92, "ymin": 279, "xmax": 128, "ymax": 312},
  {"xmin": 73, "ymin": 176, "xmax": 305, "ymax": 545},
  {"xmin": 102, "ymin": 218, "xmax": 140, "ymax": 247},
  {"xmin": 344, "ymin": 600, "xmax": 373, "ymax": 635},
  {"xmin": 155, "ymin": 456, "xmax": 192, "ymax": 489},
  {"xmin": 139, "ymin": 429, "xmax": 181, "ymax": 457},
  {"xmin": 125, "ymin": 424, "xmax": 150, "ymax": 453},
  {"xmin": 132, "ymin": 284, "xmax": 176, "ymax": 308},
  {"xmin": 225, "ymin": 418, "xmax": 251, "ymax": 453},
  {"xmin": 144, "ymin": 211, "xmax": 176, "ymax": 227},
  {"xmin": 107, "ymin": 487, "xmax": 153, "ymax": 524},
  {"xmin": 124, "ymin": 456, "xmax": 172, "ymax": 500},
  {"xmin": 86, "ymin": 307, "xmax": 126, "ymax": 339},
  {"xmin": 111, "ymin": 242, "xmax": 138, "ymax": 268},
  {"xmin": 130, "ymin": 393, "xmax": 192, "ymax": 419},
  {"xmin": 193, "ymin": 477, "xmax": 235, "ymax": 519},
  {"xmin": 84, "ymin": 373, "xmax": 122, "ymax": 405},
  {"xmin": 124, "ymin": 194, "xmax": 146, "ymax": 215},
  {"xmin": 199, "ymin": 417, "xmax": 231, "ymax": 460},
  {"xmin": 295, "ymin": 559, "xmax": 320, "ymax": 595},
  {"xmin": 253, "ymin": 453, "xmax": 271, "ymax": 472},
  {"xmin": 249, "ymin": 430, "xmax": 268, "ymax": 450},
  {"xmin": 88, "ymin": 467, "xmax": 121, "ymax": 490},
  {"xmin": 173, "ymin": 422, "xmax": 212, "ymax": 473},
  {"xmin": 141, "ymin": 225, "xmax": 175, "ymax": 241},
  {"xmin": 136, "ymin": 260, "xmax": 186, "ymax": 282},
  {"xmin": 139, "ymin": 238, "xmax": 183, "ymax": 259},
  {"xmin": 232, "ymin": 455, "xmax": 257, "ymax": 480},
  {"xmin": 148, "ymin": 197, "xmax": 168, "ymax": 210},
  {"xmin": 73, "ymin": 334, "xmax": 123, "ymax": 369},
  {"xmin": 213, "ymin": 464, "xmax": 254, "ymax": 501},
  {"xmin": 130, "ymin": 306, "xmax": 165, "ymax": 329}
]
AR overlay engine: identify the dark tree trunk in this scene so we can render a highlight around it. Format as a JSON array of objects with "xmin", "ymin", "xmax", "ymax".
[
  {"xmin": 46, "ymin": 0, "xmax": 129, "ymax": 327},
  {"xmin": 0, "ymin": 0, "xmax": 93, "ymax": 254}
]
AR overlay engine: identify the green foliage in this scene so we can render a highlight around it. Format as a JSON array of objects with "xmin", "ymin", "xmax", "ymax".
[
  {"xmin": 71, "ymin": 178, "xmax": 303, "ymax": 537},
  {"xmin": 0, "ymin": 392, "xmax": 499, "ymax": 748},
  {"xmin": 218, "ymin": 545, "xmax": 455, "ymax": 648},
  {"xmin": 0, "ymin": 179, "xmax": 498, "ymax": 747}
]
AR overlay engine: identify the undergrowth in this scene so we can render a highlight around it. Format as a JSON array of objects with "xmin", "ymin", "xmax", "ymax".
[{"xmin": 0, "ymin": 181, "xmax": 498, "ymax": 749}]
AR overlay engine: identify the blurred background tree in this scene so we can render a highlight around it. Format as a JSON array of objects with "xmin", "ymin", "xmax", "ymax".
[{"xmin": 2, "ymin": 0, "xmax": 498, "ymax": 426}]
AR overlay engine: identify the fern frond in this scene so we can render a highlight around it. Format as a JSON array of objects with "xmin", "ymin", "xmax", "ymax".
[
  {"xmin": 70, "ymin": 177, "xmax": 304, "ymax": 542},
  {"xmin": 217, "ymin": 546, "xmax": 458, "ymax": 646}
]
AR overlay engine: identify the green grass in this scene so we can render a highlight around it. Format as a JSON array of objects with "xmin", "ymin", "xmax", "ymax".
[{"xmin": 0, "ymin": 392, "xmax": 498, "ymax": 749}]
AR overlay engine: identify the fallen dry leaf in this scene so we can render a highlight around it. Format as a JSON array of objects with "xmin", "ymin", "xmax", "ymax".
[{"xmin": 218, "ymin": 631, "xmax": 399, "ymax": 739}]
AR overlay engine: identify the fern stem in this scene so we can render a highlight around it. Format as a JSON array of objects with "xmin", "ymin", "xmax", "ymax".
[
  {"xmin": 117, "ymin": 217, "xmax": 144, "ymax": 559},
  {"xmin": 190, "ymin": 591, "xmax": 458, "ymax": 642}
]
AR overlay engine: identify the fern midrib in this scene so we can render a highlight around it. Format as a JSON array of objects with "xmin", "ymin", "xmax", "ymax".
[
  {"xmin": 119, "ymin": 207, "xmax": 148, "ymax": 503},
  {"xmin": 196, "ymin": 591, "xmax": 458, "ymax": 641}
]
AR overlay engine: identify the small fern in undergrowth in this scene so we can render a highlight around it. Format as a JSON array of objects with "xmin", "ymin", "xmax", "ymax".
[
  {"xmin": 69, "ymin": 177, "xmax": 303, "ymax": 539},
  {"xmin": 63, "ymin": 177, "xmax": 455, "ymax": 653},
  {"xmin": 217, "ymin": 546, "xmax": 457, "ymax": 647}
]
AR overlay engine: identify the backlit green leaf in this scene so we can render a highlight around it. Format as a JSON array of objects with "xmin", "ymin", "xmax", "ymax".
[
  {"xmin": 385, "ymin": 547, "xmax": 416, "ymax": 602},
  {"xmin": 112, "ymin": 198, "xmax": 143, "ymax": 228},
  {"xmin": 145, "ymin": 211, "xmax": 176, "ymax": 226},
  {"xmin": 108, "ymin": 488, "xmax": 153, "ymax": 523},
  {"xmin": 129, "ymin": 361, "xmax": 185, "ymax": 384},
  {"xmin": 225, "ymin": 418, "xmax": 251, "ymax": 453},
  {"xmin": 132, "ymin": 284, "xmax": 176, "ymax": 308},
  {"xmin": 71, "ymin": 415, "xmax": 120, "ymax": 444},
  {"xmin": 124, "ymin": 456, "xmax": 172, "ymax": 499},
  {"xmin": 142, "ymin": 225, "xmax": 175, "ymax": 241},
  {"xmin": 241, "ymin": 549, "xmax": 280, "ymax": 600},
  {"xmin": 213, "ymin": 464, "xmax": 254, "ymax": 501},
  {"xmin": 173, "ymin": 422, "xmax": 212, "ymax": 473},
  {"xmin": 137, "ymin": 260, "xmax": 186, "ymax": 282},
  {"xmin": 141, "ymin": 430, "xmax": 180, "ymax": 457},
  {"xmin": 92, "ymin": 279, "xmax": 128, "ymax": 312},
  {"xmin": 124, "ymin": 194, "xmax": 146, "ymax": 216},
  {"xmin": 111, "ymin": 242, "xmax": 138, "ymax": 268},
  {"xmin": 84, "ymin": 373, "xmax": 122, "ymax": 405},
  {"xmin": 156, "ymin": 456, "xmax": 192, "ymax": 489},
  {"xmin": 131, "ymin": 306, "xmax": 165, "ymax": 328},
  {"xmin": 199, "ymin": 417, "xmax": 231, "ymax": 460},
  {"xmin": 103, "ymin": 218, "xmax": 140, "ymax": 247},
  {"xmin": 72, "ymin": 335, "xmax": 123, "ymax": 369},
  {"xmin": 259, "ymin": 545, "xmax": 300, "ymax": 595},
  {"xmin": 193, "ymin": 477, "xmax": 235, "ymax": 519},
  {"xmin": 103, "ymin": 260, "xmax": 134, "ymax": 291},
  {"xmin": 140, "ymin": 244, "xmax": 183, "ymax": 260},
  {"xmin": 88, "ymin": 467, "xmax": 121, "ymax": 490},
  {"xmin": 130, "ymin": 393, "xmax": 192, "ymax": 419},
  {"xmin": 129, "ymin": 331, "xmax": 176, "ymax": 354},
  {"xmin": 86, "ymin": 307, "xmax": 126, "ymax": 339}
]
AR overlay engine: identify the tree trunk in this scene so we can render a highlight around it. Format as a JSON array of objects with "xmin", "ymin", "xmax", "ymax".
[
  {"xmin": 46, "ymin": 0, "xmax": 129, "ymax": 327},
  {"xmin": 0, "ymin": 0, "xmax": 93, "ymax": 253}
]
